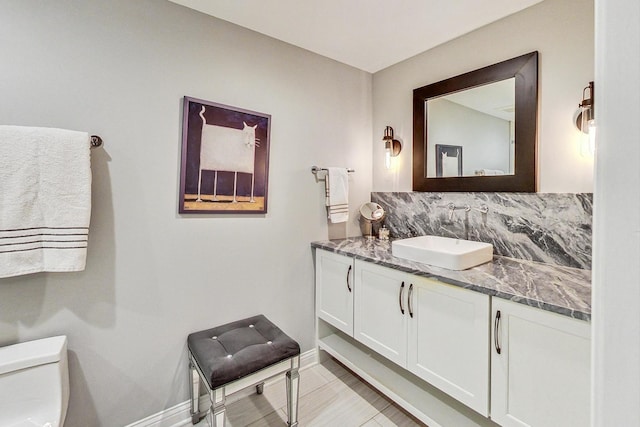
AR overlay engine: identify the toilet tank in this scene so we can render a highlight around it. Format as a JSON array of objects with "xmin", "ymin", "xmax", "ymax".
[{"xmin": 0, "ymin": 336, "xmax": 70, "ymax": 427}]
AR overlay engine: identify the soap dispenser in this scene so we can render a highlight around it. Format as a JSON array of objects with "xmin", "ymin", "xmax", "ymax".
[{"xmin": 378, "ymin": 225, "xmax": 390, "ymax": 241}]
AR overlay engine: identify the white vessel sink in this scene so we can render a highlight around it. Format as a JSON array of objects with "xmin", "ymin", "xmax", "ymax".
[{"xmin": 391, "ymin": 236, "xmax": 493, "ymax": 270}]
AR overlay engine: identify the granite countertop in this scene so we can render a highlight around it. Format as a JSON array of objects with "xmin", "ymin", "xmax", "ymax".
[{"xmin": 311, "ymin": 237, "xmax": 591, "ymax": 321}]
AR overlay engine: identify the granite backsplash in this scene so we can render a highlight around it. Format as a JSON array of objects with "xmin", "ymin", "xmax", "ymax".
[{"xmin": 371, "ymin": 192, "xmax": 592, "ymax": 270}]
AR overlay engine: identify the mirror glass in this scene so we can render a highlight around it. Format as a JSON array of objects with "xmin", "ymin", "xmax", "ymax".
[
  {"xmin": 413, "ymin": 51, "xmax": 538, "ymax": 193},
  {"xmin": 359, "ymin": 202, "xmax": 385, "ymax": 221},
  {"xmin": 426, "ymin": 78, "xmax": 515, "ymax": 178}
]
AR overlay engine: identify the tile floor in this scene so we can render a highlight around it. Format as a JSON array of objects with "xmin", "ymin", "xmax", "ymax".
[{"xmin": 205, "ymin": 356, "xmax": 426, "ymax": 427}]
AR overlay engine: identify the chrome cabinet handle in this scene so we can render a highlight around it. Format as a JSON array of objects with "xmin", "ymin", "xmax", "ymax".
[
  {"xmin": 399, "ymin": 282, "xmax": 405, "ymax": 314},
  {"xmin": 346, "ymin": 265, "xmax": 352, "ymax": 292},
  {"xmin": 494, "ymin": 310, "xmax": 502, "ymax": 354},
  {"xmin": 408, "ymin": 283, "xmax": 414, "ymax": 318}
]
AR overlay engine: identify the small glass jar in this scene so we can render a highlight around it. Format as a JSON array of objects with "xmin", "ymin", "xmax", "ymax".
[{"xmin": 378, "ymin": 225, "xmax": 390, "ymax": 241}]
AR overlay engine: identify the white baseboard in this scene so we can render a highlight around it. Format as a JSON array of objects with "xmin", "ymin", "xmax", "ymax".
[{"xmin": 125, "ymin": 348, "xmax": 318, "ymax": 427}]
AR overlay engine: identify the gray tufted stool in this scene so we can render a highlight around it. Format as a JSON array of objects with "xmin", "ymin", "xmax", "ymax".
[{"xmin": 187, "ymin": 315, "xmax": 301, "ymax": 426}]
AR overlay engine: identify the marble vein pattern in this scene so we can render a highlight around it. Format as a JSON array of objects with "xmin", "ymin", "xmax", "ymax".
[
  {"xmin": 371, "ymin": 192, "xmax": 592, "ymax": 270},
  {"xmin": 311, "ymin": 238, "xmax": 591, "ymax": 321}
]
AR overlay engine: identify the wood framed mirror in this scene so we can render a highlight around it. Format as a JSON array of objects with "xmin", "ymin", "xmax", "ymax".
[{"xmin": 413, "ymin": 51, "xmax": 538, "ymax": 192}]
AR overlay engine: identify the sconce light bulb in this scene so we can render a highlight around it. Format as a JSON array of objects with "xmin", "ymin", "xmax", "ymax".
[
  {"xmin": 588, "ymin": 119, "xmax": 596, "ymax": 155},
  {"xmin": 385, "ymin": 147, "xmax": 392, "ymax": 169}
]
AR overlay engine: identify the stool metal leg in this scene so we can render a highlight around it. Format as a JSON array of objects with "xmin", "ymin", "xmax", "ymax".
[
  {"xmin": 210, "ymin": 387, "xmax": 226, "ymax": 427},
  {"xmin": 189, "ymin": 359, "xmax": 205, "ymax": 425},
  {"xmin": 285, "ymin": 356, "xmax": 300, "ymax": 427}
]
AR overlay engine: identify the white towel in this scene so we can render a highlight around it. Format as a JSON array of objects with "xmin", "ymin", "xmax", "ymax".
[
  {"xmin": 442, "ymin": 152, "xmax": 460, "ymax": 177},
  {"xmin": 325, "ymin": 167, "xmax": 349, "ymax": 223},
  {"xmin": 0, "ymin": 126, "xmax": 92, "ymax": 278}
]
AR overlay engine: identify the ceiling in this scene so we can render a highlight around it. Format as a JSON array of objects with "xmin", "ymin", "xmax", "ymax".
[
  {"xmin": 444, "ymin": 78, "xmax": 516, "ymax": 121},
  {"xmin": 168, "ymin": 0, "xmax": 543, "ymax": 73}
]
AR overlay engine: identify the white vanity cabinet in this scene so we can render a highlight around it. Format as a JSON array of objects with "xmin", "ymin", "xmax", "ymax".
[
  {"xmin": 315, "ymin": 249, "xmax": 355, "ymax": 336},
  {"xmin": 407, "ymin": 276, "xmax": 490, "ymax": 416},
  {"xmin": 314, "ymin": 246, "xmax": 591, "ymax": 427},
  {"xmin": 353, "ymin": 260, "xmax": 491, "ymax": 416},
  {"xmin": 353, "ymin": 260, "xmax": 410, "ymax": 366},
  {"xmin": 491, "ymin": 298, "xmax": 591, "ymax": 427}
]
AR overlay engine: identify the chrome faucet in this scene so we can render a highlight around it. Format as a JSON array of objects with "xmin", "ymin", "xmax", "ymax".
[
  {"xmin": 473, "ymin": 205, "xmax": 489, "ymax": 214},
  {"xmin": 447, "ymin": 203, "xmax": 455, "ymax": 221},
  {"xmin": 442, "ymin": 203, "xmax": 487, "ymax": 220},
  {"xmin": 446, "ymin": 203, "xmax": 471, "ymax": 221}
]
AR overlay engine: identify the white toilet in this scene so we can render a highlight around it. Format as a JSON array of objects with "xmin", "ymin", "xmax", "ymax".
[{"xmin": 0, "ymin": 335, "xmax": 70, "ymax": 427}]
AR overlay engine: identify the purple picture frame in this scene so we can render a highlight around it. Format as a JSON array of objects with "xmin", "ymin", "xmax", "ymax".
[
  {"xmin": 435, "ymin": 144, "xmax": 463, "ymax": 177},
  {"xmin": 179, "ymin": 96, "xmax": 271, "ymax": 214}
]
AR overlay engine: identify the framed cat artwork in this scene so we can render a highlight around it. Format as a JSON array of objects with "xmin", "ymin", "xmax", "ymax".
[{"xmin": 179, "ymin": 96, "xmax": 271, "ymax": 214}]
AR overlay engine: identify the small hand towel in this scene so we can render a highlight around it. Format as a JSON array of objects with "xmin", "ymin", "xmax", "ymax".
[
  {"xmin": 0, "ymin": 126, "xmax": 92, "ymax": 278},
  {"xmin": 325, "ymin": 167, "xmax": 349, "ymax": 223},
  {"xmin": 442, "ymin": 153, "xmax": 460, "ymax": 177}
]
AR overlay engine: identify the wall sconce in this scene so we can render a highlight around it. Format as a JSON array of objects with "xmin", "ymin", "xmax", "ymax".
[
  {"xmin": 574, "ymin": 81, "xmax": 595, "ymax": 156},
  {"xmin": 383, "ymin": 126, "xmax": 402, "ymax": 169}
]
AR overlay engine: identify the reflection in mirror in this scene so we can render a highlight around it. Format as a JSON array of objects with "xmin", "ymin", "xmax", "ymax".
[
  {"xmin": 359, "ymin": 202, "xmax": 385, "ymax": 220},
  {"xmin": 427, "ymin": 78, "xmax": 515, "ymax": 177}
]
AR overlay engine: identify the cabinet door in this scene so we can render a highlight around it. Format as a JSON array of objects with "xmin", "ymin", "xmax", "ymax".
[
  {"xmin": 491, "ymin": 298, "xmax": 590, "ymax": 427},
  {"xmin": 354, "ymin": 261, "xmax": 409, "ymax": 367},
  {"xmin": 315, "ymin": 249, "xmax": 354, "ymax": 336},
  {"xmin": 407, "ymin": 277, "xmax": 490, "ymax": 417}
]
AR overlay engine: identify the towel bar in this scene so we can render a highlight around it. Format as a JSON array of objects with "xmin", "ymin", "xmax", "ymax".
[
  {"xmin": 90, "ymin": 135, "xmax": 103, "ymax": 149},
  {"xmin": 311, "ymin": 166, "xmax": 355, "ymax": 175}
]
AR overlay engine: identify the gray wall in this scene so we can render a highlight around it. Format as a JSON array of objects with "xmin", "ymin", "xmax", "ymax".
[
  {"xmin": 427, "ymin": 99, "xmax": 511, "ymax": 176},
  {"xmin": 0, "ymin": 1, "xmax": 372, "ymax": 425},
  {"xmin": 372, "ymin": 0, "xmax": 594, "ymax": 193}
]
